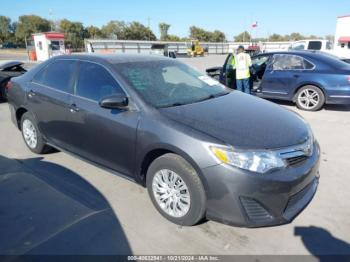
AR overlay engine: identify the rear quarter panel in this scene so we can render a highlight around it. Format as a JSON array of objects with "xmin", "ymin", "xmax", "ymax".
[{"xmin": 7, "ymin": 76, "xmax": 28, "ymax": 127}]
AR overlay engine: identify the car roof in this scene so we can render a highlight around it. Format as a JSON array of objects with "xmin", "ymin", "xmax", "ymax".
[
  {"xmin": 257, "ymin": 50, "xmax": 312, "ymax": 56},
  {"xmin": 52, "ymin": 53, "xmax": 171, "ymax": 64},
  {"xmin": 255, "ymin": 50, "xmax": 350, "ymax": 69},
  {"xmin": 256, "ymin": 50, "xmax": 333, "ymax": 59}
]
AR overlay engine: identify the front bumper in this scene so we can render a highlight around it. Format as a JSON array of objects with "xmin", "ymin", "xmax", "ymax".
[{"xmin": 201, "ymin": 142, "xmax": 320, "ymax": 227}]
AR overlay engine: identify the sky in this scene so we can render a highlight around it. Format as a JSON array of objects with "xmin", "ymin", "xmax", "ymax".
[{"xmin": 3, "ymin": 0, "xmax": 350, "ymax": 39}]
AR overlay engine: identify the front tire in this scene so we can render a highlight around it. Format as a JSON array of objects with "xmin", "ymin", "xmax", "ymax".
[
  {"xmin": 295, "ymin": 85, "xmax": 325, "ymax": 111},
  {"xmin": 21, "ymin": 112, "xmax": 50, "ymax": 154},
  {"xmin": 146, "ymin": 153, "xmax": 206, "ymax": 226}
]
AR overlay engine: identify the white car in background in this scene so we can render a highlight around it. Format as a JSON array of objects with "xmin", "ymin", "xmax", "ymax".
[{"xmin": 290, "ymin": 39, "xmax": 350, "ymax": 62}]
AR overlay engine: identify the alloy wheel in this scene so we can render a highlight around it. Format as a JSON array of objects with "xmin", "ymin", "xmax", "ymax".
[
  {"xmin": 152, "ymin": 169, "xmax": 191, "ymax": 218},
  {"xmin": 22, "ymin": 119, "xmax": 38, "ymax": 149},
  {"xmin": 298, "ymin": 89, "xmax": 320, "ymax": 110}
]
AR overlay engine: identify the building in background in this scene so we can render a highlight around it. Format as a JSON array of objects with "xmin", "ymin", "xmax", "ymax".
[
  {"xmin": 32, "ymin": 32, "xmax": 65, "ymax": 61},
  {"xmin": 334, "ymin": 15, "xmax": 350, "ymax": 56}
]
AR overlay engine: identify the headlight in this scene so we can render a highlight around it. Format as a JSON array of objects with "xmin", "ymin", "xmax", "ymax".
[
  {"xmin": 210, "ymin": 146, "xmax": 286, "ymax": 174},
  {"xmin": 304, "ymin": 125, "xmax": 315, "ymax": 156}
]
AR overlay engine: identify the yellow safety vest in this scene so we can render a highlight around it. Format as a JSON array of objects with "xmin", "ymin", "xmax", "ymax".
[{"xmin": 232, "ymin": 53, "xmax": 252, "ymax": 80}]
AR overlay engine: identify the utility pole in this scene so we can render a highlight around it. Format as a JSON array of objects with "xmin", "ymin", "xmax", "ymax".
[
  {"xmin": 147, "ymin": 17, "xmax": 151, "ymax": 41},
  {"xmin": 49, "ymin": 9, "xmax": 53, "ymax": 31}
]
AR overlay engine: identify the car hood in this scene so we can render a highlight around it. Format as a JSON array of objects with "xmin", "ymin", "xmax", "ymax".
[
  {"xmin": 0, "ymin": 60, "xmax": 23, "ymax": 70},
  {"xmin": 159, "ymin": 92, "xmax": 310, "ymax": 150}
]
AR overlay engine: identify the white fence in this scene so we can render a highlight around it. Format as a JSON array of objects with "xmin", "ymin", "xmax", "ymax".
[{"xmin": 84, "ymin": 39, "xmax": 291, "ymax": 54}]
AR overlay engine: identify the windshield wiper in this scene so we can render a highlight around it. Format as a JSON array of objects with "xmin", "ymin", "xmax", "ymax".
[
  {"xmin": 195, "ymin": 92, "xmax": 230, "ymax": 103},
  {"xmin": 158, "ymin": 92, "xmax": 230, "ymax": 108},
  {"xmin": 158, "ymin": 102, "xmax": 187, "ymax": 108}
]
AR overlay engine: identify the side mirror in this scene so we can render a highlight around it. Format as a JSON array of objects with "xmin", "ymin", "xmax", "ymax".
[{"xmin": 99, "ymin": 94, "xmax": 128, "ymax": 109}]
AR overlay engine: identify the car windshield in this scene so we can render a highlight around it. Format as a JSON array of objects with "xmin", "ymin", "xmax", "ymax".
[{"xmin": 115, "ymin": 60, "xmax": 230, "ymax": 108}]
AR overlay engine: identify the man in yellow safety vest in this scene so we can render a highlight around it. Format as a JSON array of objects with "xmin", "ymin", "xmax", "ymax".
[{"xmin": 232, "ymin": 45, "xmax": 252, "ymax": 94}]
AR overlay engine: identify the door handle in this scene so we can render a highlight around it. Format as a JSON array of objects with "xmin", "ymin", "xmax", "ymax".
[
  {"xmin": 28, "ymin": 90, "xmax": 36, "ymax": 98},
  {"xmin": 293, "ymin": 74, "xmax": 300, "ymax": 78},
  {"xmin": 70, "ymin": 103, "xmax": 80, "ymax": 113}
]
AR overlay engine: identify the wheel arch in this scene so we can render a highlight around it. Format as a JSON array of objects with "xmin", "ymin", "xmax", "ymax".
[
  {"xmin": 15, "ymin": 107, "xmax": 28, "ymax": 130},
  {"xmin": 138, "ymin": 144, "xmax": 209, "ymax": 192},
  {"xmin": 0, "ymin": 77, "xmax": 11, "ymax": 100},
  {"xmin": 292, "ymin": 82, "xmax": 326, "ymax": 102}
]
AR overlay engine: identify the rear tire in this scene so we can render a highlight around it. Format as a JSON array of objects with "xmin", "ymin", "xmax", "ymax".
[
  {"xmin": 146, "ymin": 153, "xmax": 206, "ymax": 226},
  {"xmin": 295, "ymin": 85, "xmax": 325, "ymax": 111},
  {"xmin": 20, "ymin": 112, "xmax": 51, "ymax": 154}
]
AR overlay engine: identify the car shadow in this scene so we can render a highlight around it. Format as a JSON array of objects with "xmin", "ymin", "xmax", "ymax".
[
  {"xmin": 0, "ymin": 155, "xmax": 132, "ymax": 255},
  {"xmin": 295, "ymin": 226, "xmax": 350, "ymax": 261},
  {"xmin": 264, "ymin": 98, "xmax": 350, "ymax": 112}
]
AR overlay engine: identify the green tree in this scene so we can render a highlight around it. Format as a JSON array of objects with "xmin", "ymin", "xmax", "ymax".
[
  {"xmin": 101, "ymin": 20, "xmax": 127, "ymax": 39},
  {"xmin": 0, "ymin": 16, "xmax": 11, "ymax": 43},
  {"xmin": 269, "ymin": 33, "xmax": 285, "ymax": 42},
  {"xmin": 15, "ymin": 15, "xmax": 51, "ymax": 43},
  {"xmin": 59, "ymin": 19, "xmax": 87, "ymax": 49},
  {"xmin": 234, "ymin": 31, "xmax": 251, "ymax": 42},
  {"xmin": 210, "ymin": 30, "xmax": 226, "ymax": 42},
  {"xmin": 124, "ymin": 22, "xmax": 156, "ymax": 40},
  {"xmin": 289, "ymin": 32, "xmax": 305, "ymax": 41},
  {"xmin": 189, "ymin": 26, "xmax": 226, "ymax": 42},
  {"xmin": 254, "ymin": 37, "xmax": 268, "ymax": 42},
  {"xmin": 86, "ymin": 25, "xmax": 102, "ymax": 39},
  {"xmin": 159, "ymin": 23, "xmax": 170, "ymax": 41},
  {"xmin": 309, "ymin": 35, "xmax": 319, "ymax": 39},
  {"xmin": 10, "ymin": 21, "xmax": 17, "ymax": 34},
  {"xmin": 166, "ymin": 34, "xmax": 182, "ymax": 41},
  {"xmin": 325, "ymin": 35, "xmax": 334, "ymax": 42},
  {"xmin": 189, "ymin": 26, "xmax": 210, "ymax": 41}
]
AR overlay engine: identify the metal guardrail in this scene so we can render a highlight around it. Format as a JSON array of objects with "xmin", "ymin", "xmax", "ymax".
[{"xmin": 84, "ymin": 39, "xmax": 291, "ymax": 54}]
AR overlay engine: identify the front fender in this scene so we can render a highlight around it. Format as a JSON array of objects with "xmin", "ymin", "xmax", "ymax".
[{"xmin": 137, "ymin": 142, "xmax": 211, "ymax": 191}]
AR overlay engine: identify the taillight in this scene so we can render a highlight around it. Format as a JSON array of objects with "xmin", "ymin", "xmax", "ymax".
[
  {"xmin": 347, "ymin": 76, "xmax": 350, "ymax": 84},
  {"xmin": 5, "ymin": 81, "xmax": 13, "ymax": 90}
]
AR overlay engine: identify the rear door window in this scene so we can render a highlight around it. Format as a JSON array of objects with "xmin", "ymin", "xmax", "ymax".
[
  {"xmin": 308, "ymin": 41, "xmax": 322, "ymax": 50},
  {"xmin": 252, "ymin": 55, "xmax": 270, "ymax": 66},
  {"xmin": 290, "ymin": 42, "xmax": 306, "ymax": 50},
  {"xmin": 303, "ymin": 59, "xmax": 315, "ymax": 69},
  {"xmin": 326, "ymin": 42, "xmax": 333, "ymax": 50},
  {"xmin": 271, "ymin": 54, "xmax": 314, "ymax": 70},
  {"xmin": 33, "ymin": 60, "xmax": 76, "ymax": 93},
  {"xmin": 76, "ymin": 61, "xmax": 124, "ymax": 102}
]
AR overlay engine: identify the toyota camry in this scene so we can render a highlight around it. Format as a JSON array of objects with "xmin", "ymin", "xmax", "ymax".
[{"xmin": 7, "ymin": 54, "xmax": 320, "ymax": 227}]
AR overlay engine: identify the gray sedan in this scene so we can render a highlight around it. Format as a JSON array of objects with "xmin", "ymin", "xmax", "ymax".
[{"xmin": 7, "ymin": 54, "xmax": 320, "ymax": 227}]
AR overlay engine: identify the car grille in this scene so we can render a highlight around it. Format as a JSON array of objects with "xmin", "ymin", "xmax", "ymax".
[
  {"xmin": 240, "ymin": 197, "xmax": 273, "ymax": 223},
  {"xmin": 277, "ymin": 137, "xmax": 313, "ymax": 167},
  {"xmin": 285, "ymin": 155, "xmax": 308, "ymax": 166}
]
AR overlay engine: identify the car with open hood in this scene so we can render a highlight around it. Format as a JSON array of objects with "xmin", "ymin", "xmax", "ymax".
[{"xmin": 0, "ymin": 60, "xmax": 26, "ymax": 101}]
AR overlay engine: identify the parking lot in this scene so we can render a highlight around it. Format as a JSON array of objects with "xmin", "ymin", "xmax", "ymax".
[{"xmin": 1, "ymin": 54, "xmax": 350, "ymax": 258}]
